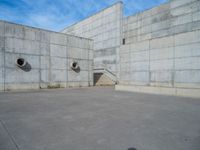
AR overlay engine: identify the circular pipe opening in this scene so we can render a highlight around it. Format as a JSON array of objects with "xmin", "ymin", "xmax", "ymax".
[
  {"xmin": 70, "ymin": 61, "xmax": 79, "ymax": 70},
  {"xmin": 72, "ymin": 62, "xmax": 77, "ymax": 68},
  {"xmin": 16, "ymin": 58, "xmax": 26, "ymax": 67}
]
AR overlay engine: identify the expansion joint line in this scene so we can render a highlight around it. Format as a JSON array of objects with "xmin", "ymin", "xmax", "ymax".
[{"xmin": 0, "ymin": 119, "xmax": 21, "ymax": 150}]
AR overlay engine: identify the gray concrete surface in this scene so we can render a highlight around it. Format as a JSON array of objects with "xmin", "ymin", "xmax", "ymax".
[
  {"xmin": 62, "ymin": 2, "xmax": 122, "ymax": 76},
  {"xmin": 119, "ymin": 0, "xmax": 200, "ymax": 96},
  {"xmin": 0, "ymin": 20, "xmax": 94, "ymax": 91},
  {"xmin": 0, "ymin": 86, "xmax": 200, "ymax": 150},
  {"xmin": 61, "ymin": 0, "xmax": 200, "ymax": 95}
]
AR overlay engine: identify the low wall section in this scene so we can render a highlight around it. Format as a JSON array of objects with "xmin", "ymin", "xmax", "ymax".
[{"xmin": 0, "ymin": 21, "xmax": 93, "ymax": 91}]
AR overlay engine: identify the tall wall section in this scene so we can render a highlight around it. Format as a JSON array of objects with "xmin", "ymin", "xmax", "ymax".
[
  {"xmin": 62, "ymin": 2, "xmax": 123, "ymax": 76},
  {"xmin": 117, "ymin": 0, "xmax": 200, "ymax": 97},
  {"xmin": 0, "ymin": 21, "xmax": 93, "ymax": 91}
]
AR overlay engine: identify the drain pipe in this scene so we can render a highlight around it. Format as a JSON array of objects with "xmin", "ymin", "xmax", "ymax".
[
  {"xmin": 70, "ymin": 61, "xmax": 79, "ymax": 70},
  {"xmin": 16, "ymin": 58, "xmax": 26, "ymax": 68}
]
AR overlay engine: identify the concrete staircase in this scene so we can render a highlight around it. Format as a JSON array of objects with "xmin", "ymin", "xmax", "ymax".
[{"xmin": 94, "ymin": 68, "xmax": 117, "ymax": 86}]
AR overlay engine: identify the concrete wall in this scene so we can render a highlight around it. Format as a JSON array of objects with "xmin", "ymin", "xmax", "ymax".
[
  {"xmin": 62, "ymin": 2, "xmax": 123, "ymax": 76},
  {"xmin": 118, "ymin": 0, "xmax": 200, "ymax": 97},
  {"xmin": 0, "ymin": 21, "xmax": 93, "ymax": 91}
]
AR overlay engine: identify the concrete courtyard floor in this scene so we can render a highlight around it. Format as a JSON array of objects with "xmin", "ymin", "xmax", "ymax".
[{"xmin": 0, "ymin": 86, "xmax": 200, "ymax": 150}]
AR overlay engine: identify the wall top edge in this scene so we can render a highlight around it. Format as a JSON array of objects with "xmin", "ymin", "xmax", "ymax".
[
  {"xmin": 0, "ymin": 20, "xmax": 93, "ymax": 41},
  {"xmin": 124, "ymin": 1, "xmax": 170, "ymax": 20},
  {"xmin": 61, "ymin": 1, "xmax": 123, "ymax": 32}
]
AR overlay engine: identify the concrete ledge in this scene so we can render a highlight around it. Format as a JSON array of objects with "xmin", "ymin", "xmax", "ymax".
[{"xmin": 115, "ymin": 84, "xmax": 200, "ymax": 98}]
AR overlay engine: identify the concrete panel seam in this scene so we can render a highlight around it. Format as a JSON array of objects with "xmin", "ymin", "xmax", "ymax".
[{"xmin": 172, "ymin": 35, "xmax": 175, "ymax": 87}]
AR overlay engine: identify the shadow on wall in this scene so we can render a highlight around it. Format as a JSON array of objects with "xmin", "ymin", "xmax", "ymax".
[
  {"xmin": 94, "ymin": 73, "xmax": 115, "ymax": 86},
  {"xmin": 94, "ymin": 73, "xmax": 103, "ymax": 85},
  {"xmin": 73, "ymin": 66, "xmax": 80, "ymax": 73}
]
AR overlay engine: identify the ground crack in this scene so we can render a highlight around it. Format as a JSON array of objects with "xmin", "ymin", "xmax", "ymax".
[{"xmin": 0, "ymin": 119, "xmax": 21, "ymax": 150}]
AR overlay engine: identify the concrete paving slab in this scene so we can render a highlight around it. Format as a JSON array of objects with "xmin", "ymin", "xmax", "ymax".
[
  {"xmin": 0, "ymin": 86, "xmax": 200, "ymax": 150},
  {"xmin": 0, "ymin": 120, "xmax": 18, "ymax": 150}
]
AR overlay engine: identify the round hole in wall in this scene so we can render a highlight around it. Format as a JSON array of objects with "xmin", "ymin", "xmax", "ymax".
[
  {"xmin": 72, "ymin": 62, "xmax": 77, "ymax": 68},
  {"xmin": 16, "ymin": 58, "xmax": 26, "ymax": 67},
  {"xmin": 71, "ymin": 61, "xmax": 79, "ymax": 70}
]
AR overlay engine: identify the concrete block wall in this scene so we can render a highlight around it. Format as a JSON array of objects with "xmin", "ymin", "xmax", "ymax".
[
  {"xmin": 119, "ymin": 0, "xmax": 200, "ymax": 95},
  {"xmin": 62, "ymin": 2, "xmax": 123, "ymax": 76},
  {"xmin": 0, "ymin": 21, "xmax": 93, "ymax": 91}
]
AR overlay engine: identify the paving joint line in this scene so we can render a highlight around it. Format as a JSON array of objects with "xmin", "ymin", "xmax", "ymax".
[{"xmin": 0, "ymin": 119, "xmax": 21, "ymax": 150}]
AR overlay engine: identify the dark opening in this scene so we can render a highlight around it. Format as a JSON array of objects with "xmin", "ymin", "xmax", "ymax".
[
  {"xmin": 72, "ymin": 62, "xmax": 77, "ymax": 68},
  {"xmin": 123, "ymin": 38, "xmax": 125, "ymax": 45},
  {"xmin": 16, "ymin": 58, "xmax": 31, "ymax": 72},
  {"xmin": 17, "ymin": 58, "xmax": 25, "ymax": 66}
]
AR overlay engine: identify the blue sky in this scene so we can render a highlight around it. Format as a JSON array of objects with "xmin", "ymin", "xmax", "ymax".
[{"xmin": 0, "ymin": 0, "xmax": 168, "ymax": 31}]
